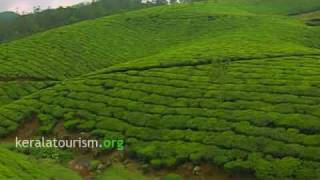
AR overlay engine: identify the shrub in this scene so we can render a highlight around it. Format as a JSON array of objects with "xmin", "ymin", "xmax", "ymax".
[
  {"xmin": 64, "ymin": 119, "xmax": 81, "ymax": 131},
  {"xmin": 78, "ymin": 120, "xmax": 96, "ymax": 131}
]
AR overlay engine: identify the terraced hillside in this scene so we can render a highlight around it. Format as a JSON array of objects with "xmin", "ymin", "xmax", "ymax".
[
  {"xmin": 1, "ymin": 2, "xmax": 320, "ymax": 80},
  {"xmin": 0, "ymin": 81, "xmax": 56, "ymax": 106},
  {"xmin": 1, "ymin": 0, "xmax": 320, "ymax": 179},
  {"xmin": 1, "ymin": 1, "xmax": 319, "ymax": 106},
  {"xmin": 2, "ymin": 54, "xmax": 320, "ymax": 179}
]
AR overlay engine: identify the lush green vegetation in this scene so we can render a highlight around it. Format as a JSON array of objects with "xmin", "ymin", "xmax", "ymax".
[
  {"xmin": 0, "ymin": 81, "xmax": 55, "ymax": 107},
  {"xmin": 209, "ymin": 0, "xmax": 320, "ymax": 15},
  {"xmin": 96, "ymin": 163, "xmax": 151, "ymax": 180},
  {"xmin": 1, "ymin": 0, "xmax": 320, "ymax": 179},
  {"xmin": 0, "ymin": 146, "xmax": 81, "ymax": 180},
  {"xmin": 2, "ymin": 55, "xmax": 320, "ymax": 179},
  {"xmin": 296, "ymin": 10, "xmax": 320, "ymax": 26},
  {"xmin": 0, "ymin": 12, "xmax": 19, "ymax": 21},
  {"xmin": 0, "ymin": 2, "xmax": 319, "ymax": 80},
  {"xmin": 0, "ymin": 0, "xmax": 149, "ymax": 42}
]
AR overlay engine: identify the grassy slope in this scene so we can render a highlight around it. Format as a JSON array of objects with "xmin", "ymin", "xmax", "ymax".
[
  {"xmin": 0, "ymin": 3, "xmax": 259, "ymax": 107},
  {"xmin": 296, "ymin": 10, "xmax": 320, "ymax": 20},
  {"xmin": 0, "ymin": 81, "xmax": 56, "ymax": 107},
  {"xmin": 1, "ymin": 1, "xmax": 320, "ymax": 179},
  {"xmin": 295, "ymin": 10, "xmax": 320, "ymax": 26},
  {"xmin": 0, "ymin": 2, "xmax": 319, "ymax": 80},
  {"xmin": 96, "ymin": 163, "xmax": 150, "ymax": 180},
  {"xmin": 4, "ymin": 55, "xmax": 320, "ymax": 179},
  {"xmin": 209, "ymin": 0, "xmax": 320, "ymax": 15},
  {"xmin": 0, "ymin": 12, "xmax": 19, "ymax": 21},
  {"xmin": 0, "ymin": 4, "xmax": 247, "ymax": 80},
  {"xmin": 0, "ymin": 146, "xmax": 81, "ymax": 180},
  {"xmin": 1, "ymin": 2, "xmax": 320, "ymax": 107}
]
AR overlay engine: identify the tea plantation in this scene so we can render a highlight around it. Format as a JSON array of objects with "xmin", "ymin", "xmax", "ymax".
[
  {"xmin": 1, "ymin": 0, "xmax": 320, "ymax": 179},
  {"xmin": 0, "ymin": 81, "xmax": 56, "ymax": 107}
]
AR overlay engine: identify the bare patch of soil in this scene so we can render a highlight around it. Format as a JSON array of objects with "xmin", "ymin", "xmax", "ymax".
[
  {"xmin": 68, "ymin": 156, "xmax": 95, "ymax": 180},
  {"xmin": 2, "ymin": 116, "xmax": 39, "ymax": 142},
  {"xmin": 144, "ymin": 162, "xmax": 254, "ymax": 180}
]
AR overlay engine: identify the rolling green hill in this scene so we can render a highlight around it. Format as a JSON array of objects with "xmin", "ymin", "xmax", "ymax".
[
  {"xmin": 1, "ymin": 0, "xmax": 320, "ymax": 179},
  {"xmin": 1, "ymin": 2, "xmax": 320, "ymax": 80},
  {"xmin": 209, "ymin": 0, "xmax": 320, "ymax": 15},
  {"xmin": 0, "ymin": 2, "xmax": 319, "ymax": 107},
  {"xmin": 0, "ymin": 146, "xmax": 81, "ymax": 180},
  {"xmin": 0, "ymin": 12, "xmax": 18, "ymax": 21}
]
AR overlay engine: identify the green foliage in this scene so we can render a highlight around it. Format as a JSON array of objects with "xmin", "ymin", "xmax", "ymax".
[
  {"xmin": 0, "ymin": 11, "xmax": 18, "ymax": 21},
  {"xmin": 0, "ymin": 0, "xmax": 147, "ymax": 42},
  {"xmin": 0, "ymin": 1, "xmax": 320, "ymax": 180},
  {"xmin": 0, "ymin": 81, "xmax": 54, "ymax": 107},
  {"xmin": 89, "ymin": 160, "xmax": 101, "ymax": 171},
  {"xmin": 64, "ymin": 119, "xmax": 81, "ymax": 131},
  {"xmin": 164, "ymin": 173, "xmax": 183, "ymax": 180},
  {"xmin": 97, "ymin": 163, "xmax": 151, "ymax": 180},
  {"xmin": 14, "ymin": 146, "xmax": 73, "ymax": 162},
  {"xmin": 207, "ymin": 0, "xmax": 320, "ymax": 15},
  {"xmin": 0, "ymin": 146, "xmax": 81, "ymax": 180}
]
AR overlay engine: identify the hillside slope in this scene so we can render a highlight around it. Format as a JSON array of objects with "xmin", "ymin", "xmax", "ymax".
[
  {"xmin": 0, "ymin": 11, "xmax": 18, "ymax": 21},
  {"xmin": 1, "ymin": 1, "xmax": 320, "ymax": 179},
  {"xmin": 0, "ymin": 146, "xmax": 81, "ymax": 180},
  {"xmin": 1, "ymin": 2, "xmax": 320, "ymax": 80},
  {"xmin": 209, "ymin": 0, "xmax": 320, "ymax": 15},
  {"xmin": 2, "ymin": 54, "xmax": 320, "ymax": 179},
  {"xmin": 0, "ymin": 2, "xmax": 320, "ymax": 108}
]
